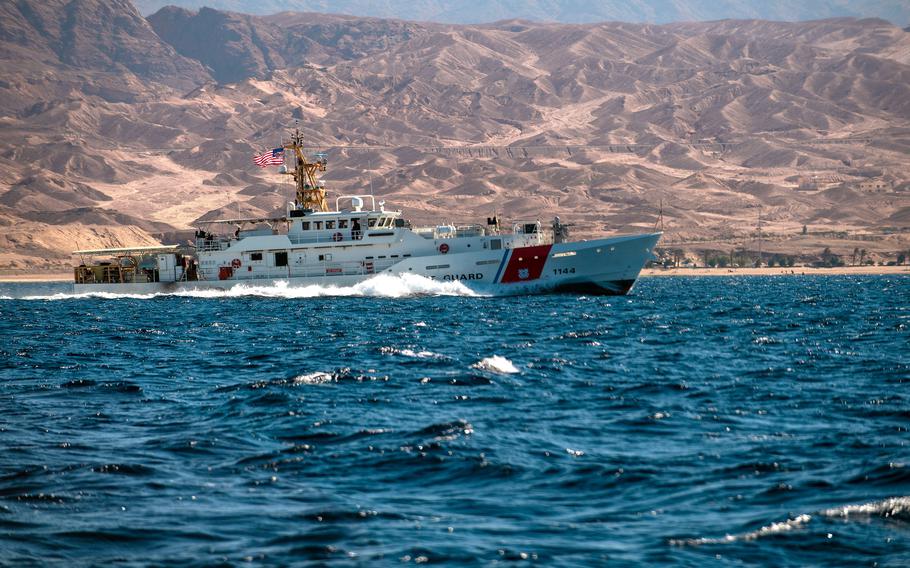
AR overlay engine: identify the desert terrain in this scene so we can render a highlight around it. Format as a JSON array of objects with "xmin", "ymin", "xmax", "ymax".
[{"xmin": 0, "ymin": 1, "xmax": 909, "ymax": 272}]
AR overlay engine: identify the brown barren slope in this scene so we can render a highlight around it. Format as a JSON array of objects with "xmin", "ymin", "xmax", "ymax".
[{"xmin": 0, "ymin": 2, "xmax": 909, "ymax": 270}]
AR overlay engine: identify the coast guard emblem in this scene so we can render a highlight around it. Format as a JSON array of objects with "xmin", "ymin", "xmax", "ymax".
[{"xmin": 518, "ymin": 268, "xmax": 530, "ymax": 280}]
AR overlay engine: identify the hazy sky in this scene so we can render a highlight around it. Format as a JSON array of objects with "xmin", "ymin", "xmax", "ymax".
[{"xmin": 134, "ymin": 0, "xmax": 910, "ymax": 26}]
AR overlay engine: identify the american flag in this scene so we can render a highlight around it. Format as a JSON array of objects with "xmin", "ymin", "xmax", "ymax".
[{"xmin": 253, "ymin": 147, "xmax": 285, "ymax": 168}]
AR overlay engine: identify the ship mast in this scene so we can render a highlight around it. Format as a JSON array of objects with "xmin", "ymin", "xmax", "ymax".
[{"xmin": 283, "ymin": 128, "xmax": 329, "ymax": 212}]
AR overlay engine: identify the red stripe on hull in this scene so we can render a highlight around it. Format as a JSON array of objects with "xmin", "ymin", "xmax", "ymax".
[{"xmin": 499, "ymin": 244, "xmax": 553, "ymax": 283}]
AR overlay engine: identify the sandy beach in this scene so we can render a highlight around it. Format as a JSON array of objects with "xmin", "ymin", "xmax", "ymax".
[
  {"xmin": 0, "ymin": 272, "xmax": 73, "ymax": 283},
  {"xmin": 641, "ymin": 265, "xmax": 910, "ymax": 277}
]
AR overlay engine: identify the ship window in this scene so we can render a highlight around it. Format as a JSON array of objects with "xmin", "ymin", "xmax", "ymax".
[
  {"xmin": 365, "ymin": 256, "xmax": 374, "ymax": 260},
  {"xmin": 275, "ymin": 251, "xmax": 288, "ymax": 267},
  {"xmin": 379, "ymin": 256, "xmax": 386, "ymax": 259},
  {"xmin": 391, "ymin": 255, "xmax": 399, "ymax": 258},
  {"xmin": 251, "ymin": 252, "xmax": 263, "ymax": 262},
  {"xmin": 368, "ymin": 218, "xmax": 377, "ymax": 228},
  {"xmin": 490, "ymin": 239, "xmax": 502, "ymax": 250},
  {"xmin": 318, "ymin": 253, "xmax": 333, "ymax": 261},
  {"xmin": 403, "ymin": 254, "xmax": 411, "ymax": 257},
  {"xmin": 314, "ymin": 221, "xmax": 323, "ymax": 230},
  {"xmin": 326, "ymin": 220, "xmax": 335, "ymax": 230},
  {"xmin": 301, "ymin": 222, "xmax": 310, "ymax": 230},
  {"xmin": 339, "ymin": 219, "xmax": 348, "ymax": 229}
]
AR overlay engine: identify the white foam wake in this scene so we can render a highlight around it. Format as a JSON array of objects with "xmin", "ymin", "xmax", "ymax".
[
  {"xmin": 671, "ymin": 496, "xmax": 910, "ymax": 547},
  {"xmin": 6, "ymin": 273, "xmax": 479, "ymax": 301},
  {"xmin": 472, "ymin": 355, "xmax": 520, "ymax": 374}
]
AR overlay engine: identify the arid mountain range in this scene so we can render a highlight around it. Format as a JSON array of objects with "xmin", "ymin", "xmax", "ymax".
[{"xmin": 1, "ymin": 0, "xmax": 909, "ymax": 270}]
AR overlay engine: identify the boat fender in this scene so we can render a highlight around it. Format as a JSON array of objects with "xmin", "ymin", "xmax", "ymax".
[
  {"xmin": 439, "ymin": 243, "xmax": 449, "ymax": 254},
  {"xmin": 333, "ymin": 232, "xmax": 343, "ymax": 242},
  {"xmin": 231, "ymin": 258, "xmax": 242, "ymax": 269}
]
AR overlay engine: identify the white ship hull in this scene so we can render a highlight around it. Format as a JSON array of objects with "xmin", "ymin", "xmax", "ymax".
[{"xmin": 73, "ymin": 232, "xmax": 660, "ymax": 296}]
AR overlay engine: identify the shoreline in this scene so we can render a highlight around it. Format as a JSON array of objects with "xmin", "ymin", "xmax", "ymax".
[
  {"xmin": 1, "ymin": 265, "xmax": 909, "ymax": 283},
  {"xmin": 0, "ymin": 272, "xmax": 73, "ymax": 283},
  {"xmin": 640, "ymin": 265, "xmax": 910, "ymax": 277}
]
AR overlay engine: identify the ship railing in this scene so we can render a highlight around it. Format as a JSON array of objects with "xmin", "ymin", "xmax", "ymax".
[
  {"xmin": 73, "ymin": 265, "xmax": 161, "ymax": 284},
  {"xmin": 413, "ymin": 224, "xmax": 488, "ymax": 239},
  {"xmin": 197, "ymin": 239, "xmax": 230, "ymax": 252},
  {"xmin": 455, "ymin": 225, "xmax": 485, "ymax": 238},
  {"xmin": 197, "ymin": 258, "xmax": 397, "ymax": 282},
  {"xmin": 413, "ymin": 228, "xmax": 435, "ymax": 239}
]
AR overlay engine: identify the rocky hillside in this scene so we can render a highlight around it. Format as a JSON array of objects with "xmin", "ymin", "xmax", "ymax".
[{"xmin": 1, "ymin": 1, "xmax": 909, "ymax": 269}]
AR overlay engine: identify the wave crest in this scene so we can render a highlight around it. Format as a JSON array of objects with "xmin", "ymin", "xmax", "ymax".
[
  {"xmin": 670, "ymin": 515, "xmax": 812, "ymax": 546},
  {"xmin": 472, "ymin": 355, "xmax": 520, "ymax": 374},
  {"xmin": 821, "ymin": 496, "xmax": 910, "ymax": 521},
  {"xmin": 671, "ymin": 495, "xmax": 910, "ymax": 547}
]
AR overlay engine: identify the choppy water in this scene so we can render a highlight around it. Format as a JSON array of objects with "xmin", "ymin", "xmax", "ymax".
[{"xmin": 1, "ymin": 275, "xmax": 908, "ymax": 566}]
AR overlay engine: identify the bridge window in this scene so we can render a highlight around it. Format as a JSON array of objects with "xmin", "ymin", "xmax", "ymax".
[
  {"xmin": 490, "ymin": 239, "xmax": 502, "ymax": 250},
  {"xmin": 314, "ymin": 221, "xmax": 323, "ymax": 230},
  {"xmin": 338, "ymin": 219, "xmax": 348, "ymax": 229},
  {"xmin": 250, "ymin": 252, "xmax": 263, "ymax": 262},
  {"xmin": 274, "ymin": 251, "xmax": 288, "ymax": 267},
  {"xmin": 368, "ymin": 218, "xmax": 377, "ymax": 228},
  {"xmin": 301, "ymin": 222, "xmax": 310, "ymax": 230},
  {"xmin": 326, "ymin": 220, "xmax": 335, "ymax": 230}
]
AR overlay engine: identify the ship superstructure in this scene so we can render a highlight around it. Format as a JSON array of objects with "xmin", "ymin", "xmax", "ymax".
[{"xmin": 73, "ymin": 129, "xmax": 661, "ymax": 295}]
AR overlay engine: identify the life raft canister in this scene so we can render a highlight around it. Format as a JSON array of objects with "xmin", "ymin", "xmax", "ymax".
[
  {"xmin": 438, "ymin": 243, "xmax": 449, "ymax": 254},
  {"xmin": 333, "ymin": 232, "xmax": 343, "ymax": 242},
  {"xmin": 231, "ymin": 258, "xmax": 242, "ymax": 269}
]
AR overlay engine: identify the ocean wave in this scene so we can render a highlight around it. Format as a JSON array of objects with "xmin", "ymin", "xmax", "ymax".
[
  {"xmin": 820, "ymin": 495, "xmax": 910, "ymax": 521},
  {"xmin": 671, "ymin": 495, "xmax": 910, "ymax": 547},
  {"xmin": 380, "ymin": 346, "xmax": 448, "ymax": 359},
  {"xmin": 472, "ymin": 355, "xmax": 520, "ymax": 374},
  {"xmin": 5, "ymin": 274, "xmax": 479, "ymax": 301},
  {"xmin": 670, "ymin": 514, "xmax": 812, "ymax": 546}
]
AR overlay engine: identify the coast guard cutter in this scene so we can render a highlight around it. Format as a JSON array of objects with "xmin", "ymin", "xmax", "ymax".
[{"xmin": 73, "ymin": 131, "xmax": 661, "ymax": 295}]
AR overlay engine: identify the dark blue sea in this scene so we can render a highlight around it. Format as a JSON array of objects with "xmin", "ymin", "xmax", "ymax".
[{"xmin": 1, "ymin": 275, "xmax": 908, "ymax": 566}]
